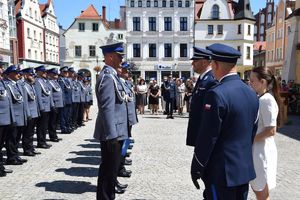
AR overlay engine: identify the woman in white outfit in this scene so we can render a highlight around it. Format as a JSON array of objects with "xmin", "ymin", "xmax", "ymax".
[{"xmin": 249, "ymin": 67, "xmax": 282, "ymax": 200}]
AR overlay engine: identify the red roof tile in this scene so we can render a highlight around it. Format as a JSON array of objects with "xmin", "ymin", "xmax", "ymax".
[{"xmin": 76, "ymin": 5, "xmax": 101, "ymax": 20}]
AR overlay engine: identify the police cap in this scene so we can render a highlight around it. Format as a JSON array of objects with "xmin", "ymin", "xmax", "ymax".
[
  {"xmin": 206, "ymin": 43, "xmax": 241, "ymax": 64},
  {"xmin": 35, "ymin": 65, "xmax": 47, "ymax": 72},
  {"xmin": 100, "ymin": 42, "xmax": 125, "ymax": 55},
  {"xmin": 4, "ymin": 65, "xmax": 20, "ymax": 74},
  {"xmin": 190, "ymin": 47, "xmax": 212, "ymax": 60}
]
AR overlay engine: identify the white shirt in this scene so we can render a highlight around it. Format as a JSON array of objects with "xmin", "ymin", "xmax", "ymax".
[{"xmin": 219, "ymin": 72, "xmax": 238, "ymax": 82}]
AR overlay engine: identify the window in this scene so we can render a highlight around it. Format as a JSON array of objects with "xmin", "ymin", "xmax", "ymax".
[
  {"xmin": 118, "ymin": 34, "xmax": 123, "ymax": 40},
  {"xmin": 212, "ymin": 4, "xmax": 219, "ymax": 19},
  {"xmin": 238, "ymin": 24, "xmax": 242, "ymax": 34},
  {"xmin": 178, "ymin": 1, "xmax": 182, "ymax": 7},
  {"xmin": 133, "ymin": 43, "xmax": 141, "ymax": 57},
  {"xmin": 79, "ymin": 23, "xmax": 85, "ymax": 31},
  {"xmin": 247, "ymin": 46, "xmax": 251, "ymax": 60},
  {"xmin": 149, "ymin": 43, "xmax": 156, "ymax": 57},
  {"xmin": 130, "ymin": 0, "xmax": 134, "ymax": 7},
  {"xmin": 28, "ymin": 49, "xmax": 31, "ymax": 59},
  {"xmin": 248, "ymin": 25, "xmax": 251, "ymax": 35},
  {"xmin": 162, "ymin": 0, "xmax": 166, "ymax": 7},
  {"xmin": 170, "ymin": 0, "xmax": 174, "ymax": 7},
  {"xmin": 35, "ymin": 50, "xmax": 37, "ymax": 60},
  {"xmin": 149, "ymin": 17, "xmax": 156, "ymax": 31},
  {"xmin": 75, "ymin": 46, "xmax": 82, "ymax": 57},
  {"xmin": 217, "ymin": 25, "xmax": 223, "ymax": 34},
  {"xmin": 27, "ymin": 28, "xmax": 30, "ymax": 38},
  {"xmin": 154, "ymin": 0, "xmax": 158, "ymax": 7},
  {"xmin": 164, "ymin": 43, "xmax": 172, "ymax": 57},
  {"xmin": 164, "ymin": 17, "xmax": 172, "ymax": 31},
  {"xmin": 92, "ymin": 23, "xmax": 99, "ymax": 31},
  {"xmin": 180, "ymin": 44, "xmax": 188, "ymax": 57},
  {"xmin": 138, "ymin": 0, "xmax": 142, "ymax": 7},
  {"xmin": 39, "ymin": 33, "xmax": 42, "ymax": 41},
  {"xmin": 185, "ymin": 1, "xmax": 190, "ymax": 7},
  {"xmin": 237, "ymin": 46, "xmax": 241, "ymax": 52},
  {"xmin": 133, "ymin": 17, "xmax": 141, "ymax": 31},
  {"xmin": 29, "ymin": 8, "xmax": 32, "ymax": 18},
  {"xmin": 35, "ymin": 10, "xmax": 37, "ymax": 20},
  {"xmin": 208, "ymin": 25, "xmax": 214, "ymax": 35},
  {"xmin": 180, "ymin": 17, "xmax": 188, "ymax": 31},
  {"xmin": 34, "ymin": 30, "xmax": 36, "ymax": 40},
  {"xmin": 147, "ymin": 0, "xmax": 151, "ymax": 7},
  {"xmin": 89, "ymin": 46, "xmax": 96, "ymax": 57}
]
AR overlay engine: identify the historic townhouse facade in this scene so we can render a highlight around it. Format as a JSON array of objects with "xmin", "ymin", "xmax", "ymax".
[
  {"xmin": 40, "ymin": 0, "xmax": 59, "ymax": 68},
  {"xmin": 254, "ymin": 0, "xmax": 275, "ymax": 42},
  {"xmin": 16, "ymin": 0, "xmax": 45, "ymax": 68},
  {"xmin": 64, "ymin": 5, "xmax": 126, "ymax": 83},
  {"xmin": 0, "ymin": 0, "xmax": 10, "ymax": 66},
  {"xmin": 194, "ymin": 0, "xmax": 255, "ymax": 78},
  {"xmin": 126, "ymin": 0, "xmax": 194, "ymax": 83},
  {"xmin": 265, "ymin": 0, "xmax": 295, "ymax": 77}
]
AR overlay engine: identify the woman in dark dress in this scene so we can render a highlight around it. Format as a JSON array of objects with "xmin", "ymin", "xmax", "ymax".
[
  {"xmin": 185, "ymin": 79, "xmax": 194, "ymax": 113},
  {"xmin": 148, "ymin": 80, "xmax": 160, "ymax": 114}
]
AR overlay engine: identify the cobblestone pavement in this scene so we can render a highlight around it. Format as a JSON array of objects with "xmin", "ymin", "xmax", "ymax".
[{"xmin": 0, "ymin": 107, "xmax": 299, "ymax": 200}]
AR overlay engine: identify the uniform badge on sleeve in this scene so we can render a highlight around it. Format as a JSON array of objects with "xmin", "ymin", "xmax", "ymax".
[{"xmin": 204, "ymin": 104, "xmax": 211, "ymax": 110}]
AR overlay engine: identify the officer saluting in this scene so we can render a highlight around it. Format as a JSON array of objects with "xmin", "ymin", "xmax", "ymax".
[
  {"xmin": 191, "ymin": 43, "xmax": 259, "ymax": 199},
  {"xmin": 94, "ymin": 42, "xmax": 129, "ymax": 200},
  {"xmin": 186, "ymin": 47, "xmax": 217, "ymax": 147}
]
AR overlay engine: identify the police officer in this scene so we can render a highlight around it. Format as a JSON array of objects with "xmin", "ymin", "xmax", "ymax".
[
  {"xmin": 47, "ymin": 68, "xmax": 63, "ymax": 142},
  {"xmin": 163, "ymin": 75, "xmax": 177, "ymax": 119},
  {"xmin": 94, "ymin": 42, "xmax": 129, "ymax": 199},
  {"xmin": 0, "ymin": 67, "xmax": 15, "ymax": 176},
  {"xmin": 34, "ymin": 65, "xmax": 53, "ymax": 149},
  {"xmin": 77, "ymin": 72, "xmax": 86, "ymax": 127},
  {"xmin": 3, "ymin": 65, "xmax": 28, "ymax": 165},
  {"xmin": 186, "ymin": 47, "xmax": 217, "ymax": 147},
  {"xmin": 21, "ymin": 68, "xmax": 40, "ymax": 156},
  {"xmin": 69, "ymin": 67, "xmax": 80, "ymax": 130},
  {"xmin": 191, "ymin": 43, "xmax": 259, "ymax": 199},
  {"xmin": 58, "ymin": 66, "xmax": 72, "ymax": 134}
]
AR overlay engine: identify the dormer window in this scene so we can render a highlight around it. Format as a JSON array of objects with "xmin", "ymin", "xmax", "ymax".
[{"xmin": 212, "ymin": 4, "xmax": 219, "ymax": 19}]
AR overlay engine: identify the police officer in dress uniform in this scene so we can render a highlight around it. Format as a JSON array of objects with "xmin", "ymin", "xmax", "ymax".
[
  {"xmin": 58, "ymin": 66, "xmax": 72, "ymax": 134},
  {"xmin": 0, "ymin": 67, "xmax": 15, "ymax": 176},
  {"xmin": 34, "ymin": 65, "xmax": 54, "ymax": 149},
  {"xmin": 3, "ymin": 65, "xmax": 28, "ymax": 165},
  {"xmin": 77, "ymin": 72, "xmax": 86, "ymax": 127},
  {"xmin": 68, "ymin": 67, "xmax": 79, "ymax": 130},
  {"xmin": 94, "ymin": 42, "xmax": 129, "ymax": 200},
  {"xmin": 21, "ymin": 68, "xmax": 41, "ymax": 156},
  {"xmin": 47, "ymin": 68, "xmax": 63, "ymax": 142},
  {"xmin": 163, "ymin": 75, "xmax": 177, "ymax": 119},
  {"xmin": 186, "ymin": 47, "xmax": 217, "ymax": 147},
  {"xmin": 190, "ymin": 43, "xmax": 259, "ymax": 200}
]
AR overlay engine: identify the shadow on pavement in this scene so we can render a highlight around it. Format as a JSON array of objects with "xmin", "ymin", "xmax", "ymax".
[
  {"xmin": 36, "ymin": 180, "xmax": 96, "ymax": 194},
  {"xmin": 278, "ymin": 115, "xmax": 300, "ymax": 141},
  {"xmin": 69, "ymin": 150, "xmax": 101, "ymax": 157},
  {"xmin": 56, "ymin": 167, "xmax": 98, "ymax": 177},
  {"xmin": 66, "ymin": 156, "xmax": 101, "ymax": 165},
  {"xmin": 84, "ymin": 139, "xmax": 99, "ymax": 143},
  {"xmin": 78, "ymin": 143, "xmax": 100, "ymax": 149}
]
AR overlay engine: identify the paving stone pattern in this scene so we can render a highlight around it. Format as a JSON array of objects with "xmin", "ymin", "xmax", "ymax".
[{"xmin": 0, "ymin": 107, "xmax": 299, "ymax": 200}]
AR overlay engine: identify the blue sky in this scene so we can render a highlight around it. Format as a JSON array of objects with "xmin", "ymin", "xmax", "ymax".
[{"xmin": 49, "ymin": 0, "xmax": 280, "ymax": 29}]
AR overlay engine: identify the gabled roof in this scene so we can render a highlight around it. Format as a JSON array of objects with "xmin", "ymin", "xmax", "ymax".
[{"xmin": 76, "ymin": 5, "xmax": 101, "ymax": 20}]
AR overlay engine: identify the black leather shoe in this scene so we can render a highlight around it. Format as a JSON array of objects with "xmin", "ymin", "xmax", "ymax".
[
  {"xmin": 37, "ymin": 144, "xmax": 50, "ymax": 149},
  {"xmin": 118, "ymin": 170, "xmax": 131, "ymax": 178},
  {"xmin": 129, "ymin": 139, "xmax": 135, "ymax": 143},
  {"xmin": 16, "ymin": 157, "xmax": 27, "ymax": 163},
  {"xmin": 128, "ymin": 144, "xmax": 133, "ymax": 149},
  {"xmin": 124, "ymin": 159, "xmax": 132, "ymax": 166},
  {"xmin": 125, "ymin": 152, "xmax": 131, "ymax": 157},
  {"xmin": 114, "ymin": 186, "xmax": 125, "ymax": 194},
  {"xmin": 32, "ymin": 150, "xmax": 41, "ymax": 155},
  {"xmin": 116, "ymin": 181, "xmax": 128, "ymax": 189},
  {"xmin": 170, "ymin": 116, "xmax": 174, "ymax": 119},
  {"xmin": 0, "ymin": 171, "xmax": 6, "ymax": 177},
  {"xmin": 50, "ymin": 138, "xmax": 59, "ymax": 142},
  {"xmin": 3, "ymin": 168, "xmax": 13, "ymax": 173},
  {"xmin": 23, "ymin": 151, "xmax": 35, "ymax": 157},
  {"xmin": 6, "ymin": 159, "xmax": 23, "ymax": 165}
]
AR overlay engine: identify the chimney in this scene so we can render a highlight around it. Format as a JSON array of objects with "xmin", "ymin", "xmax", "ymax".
[
  {"xmin": 102, "ymin": 6, "xmax": 106, "ymax": 21},
  {"xmin": 115, "ymin": 19, "xmax": 120, "ymax": 29}
]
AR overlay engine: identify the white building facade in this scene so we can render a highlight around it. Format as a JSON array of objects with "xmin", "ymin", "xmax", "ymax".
[
  {"xmin": 64, "ymin": 5, "xmax": 126, "ymax": 83},
  {"xmin": 0, "ymin": 0, "xmax": 11, "ymax": 66},
  {"xmin": 16, "ymin": 0, "xmax": 45, "ymax": 68},
  {"xmin": 126, "ymin": 0, "xmax": 194, "ymax": 83},
  {"xmin": 40, "ymin": 0, "xmax": 60, "ymax": 68},
  {"xmin": 195, "ymin": 0, "xmax": 255, "ymax": 78}
]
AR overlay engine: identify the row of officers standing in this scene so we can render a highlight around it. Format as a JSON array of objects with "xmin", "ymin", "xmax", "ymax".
[{"xmin": 0, "ymin": 65, "xmax": 93, "ymax": 177}]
